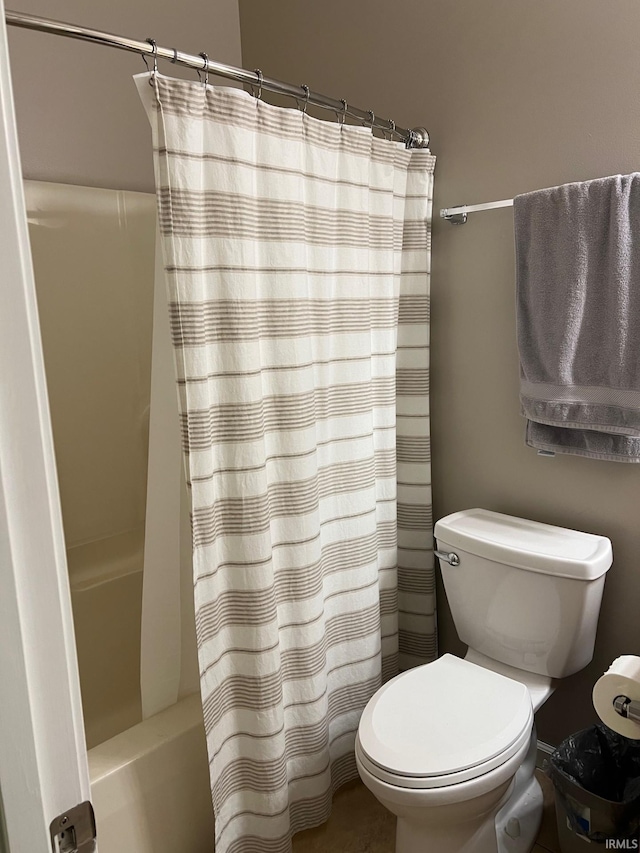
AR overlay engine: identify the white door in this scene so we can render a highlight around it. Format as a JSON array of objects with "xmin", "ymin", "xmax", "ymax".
[{"xmin": 0, "ymin": 3, "xmax": 94, "ymax": 851}]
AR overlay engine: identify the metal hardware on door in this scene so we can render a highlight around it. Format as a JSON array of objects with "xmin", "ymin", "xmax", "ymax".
[
  {"xmin": 49, "ymin": 801, "xmax": 96, "ymax": 853},
  {"xmin": 434, "ymin": 550, "xmax": 460, "ymax": 566}
]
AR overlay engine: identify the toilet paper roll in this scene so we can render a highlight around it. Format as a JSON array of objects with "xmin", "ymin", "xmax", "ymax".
[{"xmin": 593, "ymin": 655, "xmax": 640, "ymax": 740}]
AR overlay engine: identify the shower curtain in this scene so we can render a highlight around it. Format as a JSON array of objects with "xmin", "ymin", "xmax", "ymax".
[{"xmin": 137, "ymin": 72, "xmax": 435, "ymax": 853}]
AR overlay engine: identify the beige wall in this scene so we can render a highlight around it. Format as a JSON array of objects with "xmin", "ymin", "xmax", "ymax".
[
  {"xmin": 7, "ymin": 0, "xmax": 242, "ymax": 192},
  {"xmin": 239, "ymin": 0, "xmax": 640, "ymax": 746}
]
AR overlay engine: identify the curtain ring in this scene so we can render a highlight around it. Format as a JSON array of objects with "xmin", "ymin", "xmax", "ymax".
[
  {"xmin": 143, "ymin": 38, "xmax": 158, "ymax": 85},
  {"xmin": 335, "ymin": 98, "xmax": 348, "ymax": 126},
  {"xmin": 198, "ymin": 52, "xmax": 209, "ymax": 87},
  {"xmin": 387, "ymin": 119, "xmax": 396, "ymax": 141},
  {"xmin": 252, "ymin": 69, "xmax": 263, "ymax": 100},
  {"xmin": 170, "ymin": 47, "xmax": 178, "ymax": 64},
  {"xmin": 366, "ymin": 109, "xmax": 375, "ymax": 130},
  {"xmin": 298, "ymin": 84, "xmax": 310, "ymax": 114}
]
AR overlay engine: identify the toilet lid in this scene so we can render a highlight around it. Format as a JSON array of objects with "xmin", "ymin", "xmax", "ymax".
[{"xmin": 358, "ymin": 654, "xmax": 533, "ymax": 781}]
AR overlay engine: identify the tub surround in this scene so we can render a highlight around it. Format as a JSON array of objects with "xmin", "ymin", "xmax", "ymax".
[
  {"xmin": 25, "ymin": 180, "xmax": 156, "ymax": 750},
  {"xmin": 67, "ymin": 533, "xmax": 144, "ymax": 749}
]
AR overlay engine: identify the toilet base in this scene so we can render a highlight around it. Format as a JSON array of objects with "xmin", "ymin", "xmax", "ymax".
[
  {"xmin": 495, "ymin": 763, "xmax": 543, "ymax": 853},
  {"xmin": 392, "ymin": 728, "xmax": 543, "ymax": 853},
  {"xmin": 394, "ymin": 774, "xmax": 543, "ymax": 853},
  {"xmin": 394, "ymin": 778, "xmax": 514, "ymax": 853}
]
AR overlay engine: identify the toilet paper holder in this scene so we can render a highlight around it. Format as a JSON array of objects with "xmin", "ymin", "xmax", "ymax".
[{"xmin": 613, "ymin": 695, "xmax": 640, "ymax": 724}]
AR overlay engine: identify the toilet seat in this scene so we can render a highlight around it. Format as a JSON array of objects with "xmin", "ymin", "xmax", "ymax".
[{"xmin": 357, "ymin": 654, "xmax": 533, "ymax": 790}]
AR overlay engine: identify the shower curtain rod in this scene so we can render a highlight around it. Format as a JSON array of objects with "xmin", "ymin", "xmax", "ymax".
[{"xmin": 5, "ymin": 9, "xmax": 430, "ymax": 149}]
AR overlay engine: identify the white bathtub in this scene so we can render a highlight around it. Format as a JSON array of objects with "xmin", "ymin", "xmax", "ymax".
[
  {"xmin": 68, "ymin": 534, "xmax": 215, "ymax": 853},
  {"xmin": 88, "ymin": 694, "xmax": 215, "ymax": 853}
]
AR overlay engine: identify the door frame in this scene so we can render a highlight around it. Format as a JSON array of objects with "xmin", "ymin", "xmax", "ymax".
[{"xmin": 0, "ymin": 3, "xmax": 92, "ymax": 850}]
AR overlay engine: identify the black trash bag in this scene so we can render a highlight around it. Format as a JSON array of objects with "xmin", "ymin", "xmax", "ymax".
[
  {"xmin": 551, "ymin": 724, "xmax": 640, "ymax": 802},
  {"xmin": 548, "ymin": 723, "xmax": 640, "ymax": 844}
]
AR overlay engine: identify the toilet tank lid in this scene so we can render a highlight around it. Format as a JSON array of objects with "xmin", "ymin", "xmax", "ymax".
[{"xmin": 434, "ymin": 509, "xmax": 612, "ymax": 580}]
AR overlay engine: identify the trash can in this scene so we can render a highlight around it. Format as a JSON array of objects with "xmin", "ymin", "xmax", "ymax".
[{"xmin": 548, "ymin": 724, "xmax": 640, "ymax": 851}]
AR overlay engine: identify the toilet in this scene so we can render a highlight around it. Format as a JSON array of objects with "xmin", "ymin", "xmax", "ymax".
[{"xmin": 356, "ymin": 508, "xmax": 613, "ymax": 853}]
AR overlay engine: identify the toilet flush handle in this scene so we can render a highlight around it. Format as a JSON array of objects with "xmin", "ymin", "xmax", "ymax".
[{"xmin": 434, "ymin": 550, "xmax": 460, "ymax": 567}]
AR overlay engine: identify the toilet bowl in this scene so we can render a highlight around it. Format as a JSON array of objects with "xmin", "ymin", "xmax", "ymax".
[
  {"xmin": 356, "ymin": 654, "xmax": 541, "ymax": 853},
  {"xmin": 356, "ymin": 508, "xmax": 613, "ymax": 853}
]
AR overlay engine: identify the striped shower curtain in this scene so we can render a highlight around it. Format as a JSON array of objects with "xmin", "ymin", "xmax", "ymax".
[{"xmin": 137, "ymin": 73, "xmax": 435, "ymax": 853}]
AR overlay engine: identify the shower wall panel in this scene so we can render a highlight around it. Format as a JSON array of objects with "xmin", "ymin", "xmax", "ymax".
[
  {"xmin": 25, "ymin": 181, "xmax": 156, "ymax": 743},
  {"xmin": 25, "ymin": 181, "xmax": 156, "ymax": 558}
]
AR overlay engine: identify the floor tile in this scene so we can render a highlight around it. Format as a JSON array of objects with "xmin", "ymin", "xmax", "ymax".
[{"xmin": 293, "ymin": 780, "xmax": 395, "ymax": 853}]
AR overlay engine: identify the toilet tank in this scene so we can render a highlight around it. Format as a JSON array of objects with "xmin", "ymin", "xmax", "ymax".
[{"xmin": 434, "ymin": 509, "xmax": 612, "ymax": 679}]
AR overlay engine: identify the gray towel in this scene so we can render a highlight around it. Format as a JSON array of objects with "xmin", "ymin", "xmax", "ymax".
[{"xmin": 514, "ymin": 173, "xmax": 640, "ymax": 462}]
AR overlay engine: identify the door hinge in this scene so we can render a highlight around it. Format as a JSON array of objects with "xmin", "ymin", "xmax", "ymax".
[{"xmin": 49, "ymin": 801, "xmax": 96, "ymax": 853}]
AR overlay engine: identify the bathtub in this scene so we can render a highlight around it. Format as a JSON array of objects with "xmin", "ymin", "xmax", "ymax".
[
  {"xmin": 88, "ymin": 695, "xmax": 215, "ymax": 853},
  {"xmin": 68, "ymin": 532, "xmax": 215, "ymax": 853}
]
